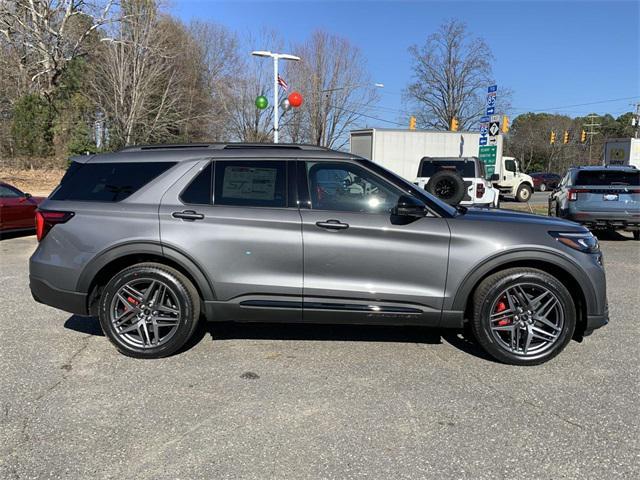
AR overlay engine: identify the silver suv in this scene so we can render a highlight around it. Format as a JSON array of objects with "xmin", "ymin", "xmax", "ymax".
[
  {"xmin": 30, "ymin": 143, "xmax": 608, "ymax": 365},
  {"xmin": 549, "ymin": 165, "xmax": 639, "ymax": 240}
]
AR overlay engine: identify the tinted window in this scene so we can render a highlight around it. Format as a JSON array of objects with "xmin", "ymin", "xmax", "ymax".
[
  {"xmin": 51, "ymin": 162, "xmax": 175, "ymax": 202},
  {"xmin": 214, "ymin": 161, "xmax": 286, "ymax": 207},
  {"xmin": 181, "ymin": 163, "xmax": 212, "ymax": 204},
  {"xmin": 307, "ymin": 161, "xmax": 402, "ymax": 213},
  {"xmin": 419, "ymin": 159, "xmax": 475, "ymax": 177},
  {"xmin": 0, "ymin": 185, "xmax": 22, "ymax": 198},
  {"xmin": 575, "ymin": 170, "xmax": 639, "ymax": 186}
]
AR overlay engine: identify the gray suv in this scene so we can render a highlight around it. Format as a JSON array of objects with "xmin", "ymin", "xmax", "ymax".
[
  {"xmin": 549, "ymin": 165, "xmax": 639, "ymax": 240},
  {"xmin": 29, "ymin": 144, "xmax": 608, "ymax": 365}
]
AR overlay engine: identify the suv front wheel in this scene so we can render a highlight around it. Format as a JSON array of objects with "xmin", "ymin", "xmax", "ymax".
[
  {"xmin": 471, "ymin": 268, "xmax": 576, "ymax": 366},
  {"xmin": 98, "ymin": 263, "xmax": 200, "ymax": 358}
]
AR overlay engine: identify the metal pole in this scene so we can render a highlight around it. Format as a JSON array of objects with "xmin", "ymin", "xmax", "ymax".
[{"xmin": 273, "ymin": 56, "xmax": 279, "ymax": 143}]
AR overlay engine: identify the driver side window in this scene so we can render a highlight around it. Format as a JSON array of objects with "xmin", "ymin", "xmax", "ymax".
[
  {"xmin": 504, "ymin": 159, "xmax": 516, "ymax": 172},
  {"xmin": 306, "ymin": 161, "xmax": 402, "ymax": 213}
]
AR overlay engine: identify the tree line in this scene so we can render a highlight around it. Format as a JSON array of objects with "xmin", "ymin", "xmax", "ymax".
[
  {"xmin": 0, "ymin": 0, "xmax": 377, "ymax": 164},
  {"xmin": 0, "ymin": 3, "xmax": 634, "ymax": 172}
]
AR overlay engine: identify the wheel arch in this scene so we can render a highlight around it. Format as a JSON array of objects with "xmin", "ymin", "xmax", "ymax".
[
  {"xmin": 452, "ymin": 251, "xmax": 593, "ymax": 337},
  {"xmin": 77, "ymin": 242, "xmax": 216, "ymax": 315}
]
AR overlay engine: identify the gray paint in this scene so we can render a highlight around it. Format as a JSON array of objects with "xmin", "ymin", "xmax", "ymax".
[{"xmin": 30, "ymin": 144, "xmax": 608, "ymax": 336}]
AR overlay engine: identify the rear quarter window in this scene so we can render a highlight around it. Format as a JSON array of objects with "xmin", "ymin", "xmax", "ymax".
[
  {"xmin": 575, "ymin": 170, "xmax": 639, "ymax": 186},
  {"xmin": 51, "ymin": 162, "xmax": 175, "ymax": 202}
]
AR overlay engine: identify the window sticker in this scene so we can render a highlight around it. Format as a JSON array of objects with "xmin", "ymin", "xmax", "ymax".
[{"xmin": 222, "ymin": 167, "xmax": 278, "ymax": 200}]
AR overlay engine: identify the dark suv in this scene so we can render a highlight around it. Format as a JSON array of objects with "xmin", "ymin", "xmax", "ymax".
[{"xmin": 30, "ymin": 144, "xmax": 608, "ymax": 365}]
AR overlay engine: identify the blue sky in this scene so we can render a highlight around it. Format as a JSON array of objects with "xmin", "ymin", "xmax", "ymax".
[{"xmin": 172, "ymin": 0, "xmax": 640, "ymax": 129}]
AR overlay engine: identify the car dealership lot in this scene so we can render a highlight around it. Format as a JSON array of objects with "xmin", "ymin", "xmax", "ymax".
[{"xmin": 1, "ymin": 234, "xmax": 638, "ymax": 479}]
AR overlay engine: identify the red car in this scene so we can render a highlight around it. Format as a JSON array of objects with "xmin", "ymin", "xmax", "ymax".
[
  {"xmin": 530, "ymin": 172, "xmax": 562, "ymax": 192},
  {"xmin": 0, "ymin": 182, "xmax": 45, "ymax": 236}
]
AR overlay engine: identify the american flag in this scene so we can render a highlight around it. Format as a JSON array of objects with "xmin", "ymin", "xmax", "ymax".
[{"xmin": 277, "ymin": 75, "xmax": 288, "ymax": 91}]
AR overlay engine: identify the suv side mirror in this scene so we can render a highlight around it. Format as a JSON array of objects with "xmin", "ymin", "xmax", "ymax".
[
  {"xmin": 490, "ymin": 174, "xmax": 499, "ymax": 181},
  {"xmin": 392, "ymin": 195, "xmax": 426, "ymax": 217}
]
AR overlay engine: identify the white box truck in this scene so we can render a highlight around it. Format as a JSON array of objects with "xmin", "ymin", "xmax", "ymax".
[
  {"xmin": 604, "ymin": 138, "xmax": 640, "ymax": 168},
  {"xmin": 350, "ymin": 128, "xmax": 535, "ymax": 202}
]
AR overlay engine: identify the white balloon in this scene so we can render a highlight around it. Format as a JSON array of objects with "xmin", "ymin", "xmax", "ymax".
[{"xmin": 281, "ymin": 98, "xmax": 291, "ymax": 111}]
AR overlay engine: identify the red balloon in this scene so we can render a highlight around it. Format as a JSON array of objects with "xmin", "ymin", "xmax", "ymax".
[{"xmin": 288, "ymin": 91, "xmax": 303, "ymax": 108}]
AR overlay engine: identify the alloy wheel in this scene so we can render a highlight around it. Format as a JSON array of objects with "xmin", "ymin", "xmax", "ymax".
[
  {"xmin": 109, "ymin": 278, "xmax": 182, "ymax": 349},
  {"xmin": 489, "ymin": 282, "xmax": 564, "ymax": 357}
]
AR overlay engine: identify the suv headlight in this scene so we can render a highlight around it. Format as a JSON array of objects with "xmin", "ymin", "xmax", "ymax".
[{"xmin": 549, "ymin": 231, "xmax": 600, "ymax": 253}]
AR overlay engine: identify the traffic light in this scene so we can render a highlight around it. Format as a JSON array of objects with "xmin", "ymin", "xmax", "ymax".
[
  {"xmin": 550, "ymin": 131, "xmax": 556, "ymax": 144},
  {"xmin": 581, "ymin": 130, "xmax": 587, "ymax": 142},
  {"xmin": 563, "ymin": 130, "xmax": 569, "ymax": 144},
  {"xmin": 409, "ymin": 116, "xmax": 416, "ymax": 130},
  {"xmin": 450, "ymin": 117, "xmax": 459, "ymax": 132},
  {"xmin": 501, "ymin": 115, "xmax": 509, "ymax": 133}
]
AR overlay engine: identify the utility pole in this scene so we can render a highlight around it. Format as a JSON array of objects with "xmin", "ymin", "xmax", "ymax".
[
  {"xmin": 583, "ymin": 114, "xmax": 601, "ymax": 164},
  {"xmin": 631, "ymin": 102, "xmax": 640, "ymax": 139},
  {"xmin": 251, "ymin": 51, "xmax": 301, "ymax": 143}
]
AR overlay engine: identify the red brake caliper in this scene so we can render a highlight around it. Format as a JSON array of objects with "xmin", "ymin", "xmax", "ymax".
[
  {"xmin": 127, "ymin": 296, "xmax": 140, "ymax": 307},
  {"xmin": 496, "ymin": 299, "xmax": 510, "ymax": 326}
]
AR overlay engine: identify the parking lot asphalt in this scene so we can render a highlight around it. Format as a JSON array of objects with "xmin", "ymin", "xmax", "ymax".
[{"xmin": 1, "ymin": 233, "xmax": 639, "ymax": 479}]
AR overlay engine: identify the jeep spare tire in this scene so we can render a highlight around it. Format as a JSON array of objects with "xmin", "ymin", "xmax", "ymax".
[{"xmin": 425, "ymin": 170, "xmax": 466, "ymax": 205}]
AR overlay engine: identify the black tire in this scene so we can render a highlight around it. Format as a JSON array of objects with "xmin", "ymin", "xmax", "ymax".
[
  {"xmin": 425, "ymin": 170, "xmax": 466, "ymax": 205},
  {"xmin": 633, "ymin": 230, "xmax": 640, "ymax": 241},
  {"xmin": 539, "ymin": 183, "xmax": 547, "ymax": 192},
  {"xmin": 516, "ymin": 184, "xmax": 533, "ymax": 202},
  {"xmin": 98, "ymin": 262, "xmax": 200, "ymax": 358},
  {"xmin": 470, "ymin": 268, "xmax": 576, "ymax": 366}
]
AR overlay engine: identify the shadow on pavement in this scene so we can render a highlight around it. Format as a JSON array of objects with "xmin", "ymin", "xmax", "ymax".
[
  {"xmin": 63, "ymin": 315, "xmax": 496, "ymax": 362},
  {"xmin": 592, "ymin": 230, "xmax": 636, "ymax": 241},
  {"xmin": 64, "ymin": 315, "xmax": 104, "ymax": 336},
  {"xmin": 0, "ymin": 230, "xmax": 35, "ymax": 241}
]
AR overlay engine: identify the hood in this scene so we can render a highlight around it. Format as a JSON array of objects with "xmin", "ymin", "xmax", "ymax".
[{"xmin": 458, "ymin": 207, "xmax": 588, "ymax": 231}]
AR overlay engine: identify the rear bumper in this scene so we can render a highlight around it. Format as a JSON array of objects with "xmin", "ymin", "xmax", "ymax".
[
  {"xmin": 565, "ymin": 211, "xmax": 640, "ymax": 229},
  {"xmin": 30, "ymin": 276, "xmax": 89, "ymax": 316}
]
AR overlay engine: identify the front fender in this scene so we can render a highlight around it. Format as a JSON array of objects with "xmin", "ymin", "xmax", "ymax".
[{"xmin": 449, "ymin": 248, "xmax": 599, "ymax": 314}]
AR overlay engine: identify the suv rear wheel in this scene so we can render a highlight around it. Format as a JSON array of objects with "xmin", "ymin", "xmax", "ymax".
[
  {"xmin": 98, "ymin": 262, "xmax": 200, "ymax": 358},
  {"xmin": 470, "ymin": 268, "xmax": 576, "ymax": 366}
]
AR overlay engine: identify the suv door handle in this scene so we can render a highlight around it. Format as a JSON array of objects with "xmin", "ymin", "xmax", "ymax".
[
  {"xmin": 172, "ymin": 210, "xmax": 204, "ymax": 221},
  {"xmin": 316, "ymin": 219, "xmax": 349, "ymax": 230}
]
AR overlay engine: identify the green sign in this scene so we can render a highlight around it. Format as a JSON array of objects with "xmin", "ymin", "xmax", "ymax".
[{"xmin": 479, "ymin": 145, "xmax": 497, "ymax": 165}]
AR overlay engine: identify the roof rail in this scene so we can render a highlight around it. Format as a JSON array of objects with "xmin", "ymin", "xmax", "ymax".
[{"xmin": 119, "ymin": 142, "xmax": 333, "ymax": 152}]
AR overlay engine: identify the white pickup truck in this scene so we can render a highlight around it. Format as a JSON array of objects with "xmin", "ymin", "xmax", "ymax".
[{"xmin": 350, "ymin": 128, "xmax": 534, "ymax": 202}]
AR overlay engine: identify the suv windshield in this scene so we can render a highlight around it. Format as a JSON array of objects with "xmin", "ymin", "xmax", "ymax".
[
  {"xmin": 419, "ymin": 159, "xmax": 476, "ymax": 178},
  {"xmin": 575, "ymin": 169, "xmax": 639, "ymax": 186}
]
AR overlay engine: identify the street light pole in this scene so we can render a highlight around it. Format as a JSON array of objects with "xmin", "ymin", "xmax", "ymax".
[{"xmin": 252, "ymin": 50, "xmax": 301, "ymax": 143}]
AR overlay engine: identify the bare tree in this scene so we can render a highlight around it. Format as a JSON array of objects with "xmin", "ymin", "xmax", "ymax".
[
  {"xmin": 0, "ymin": 0, "xmax": 118, "ymax": 98},
  {"xmin": 186, "ymin": 21, "xmax": 240, "ymax": 141},
  {"xmin": 222, "ymin": 29, "xmax": 281, "ymax": 142},
  {"xmin": 90, "ymin": 1, "xmax": 201, "ymax": 147},
  {"xmin": 406, "ymin": 19, "xmax": 496, "ymax": 131},
  {"xmin": 284, "ymin": 30, "xmax": 378, "ymax": 148}
]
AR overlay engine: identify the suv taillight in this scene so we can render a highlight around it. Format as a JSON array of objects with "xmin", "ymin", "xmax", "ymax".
[
  {"xmin": 476, "ymin": 183, "xmax": 485, "ymax": 198},
  {"xmin": 35, "ymin": 210, "xmax": 74, "ymax": 241},
  {"xmin": 568, "ymin": 189, "xmax": 588, "ymax": 201}
]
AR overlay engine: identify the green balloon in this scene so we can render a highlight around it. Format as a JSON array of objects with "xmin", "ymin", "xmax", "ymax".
[{"xmin": 255, "ymin": 95, "xmax": 268, "ymax": 109}]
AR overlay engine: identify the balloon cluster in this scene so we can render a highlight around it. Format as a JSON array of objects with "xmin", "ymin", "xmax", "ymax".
[{"xmin": 255, "ymin": 92, "xmax": 303, "ymax": 110}]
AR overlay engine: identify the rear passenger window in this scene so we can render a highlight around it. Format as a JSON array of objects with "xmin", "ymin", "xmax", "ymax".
[
  {"xmin": 181, "ymin": 163, "xmax": 212, "ymax": 204},
  {"xmin": 214, "ymin": 161, "xmax": 286, "ymax": 208},
  {"xmin": 51, "ymin": 162, "xmax": 175, "ymax": 202}
]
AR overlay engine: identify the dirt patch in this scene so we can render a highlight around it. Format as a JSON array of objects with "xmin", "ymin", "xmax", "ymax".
[{"xmin": 0, "ymin": 168, "xmax": 65, "ymax": 197}]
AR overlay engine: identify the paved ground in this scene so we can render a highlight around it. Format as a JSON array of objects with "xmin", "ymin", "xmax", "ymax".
[
  {"xmin": 1, "ymin": 233, "xmax": 638, "ymax": 479},
  {"xmin": 502, "ymin": 191, "xmax": 550, "ymax": 206}
]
